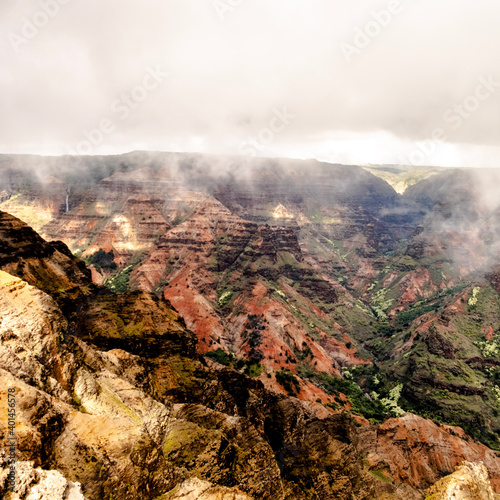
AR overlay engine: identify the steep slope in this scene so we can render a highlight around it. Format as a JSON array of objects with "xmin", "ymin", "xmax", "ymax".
[
  {"xmin": 40, "ymin": 167, "xmax": 205, "ymax": 267},
  {"xmin": 0, "ymin": 211, "xmax": 376, "ymax": 499},
  {"xmin": 0, "ymin": 155, "xmax": 396, "ymax": 407},
  {"xmin": 0, "ymin": 208, "xmax": 93, "ymax": 315},
  {"xmin": 1, "ymin": 212, "xmax": 500, "ymax": 498},
  {"xmin": 363, "ymin": 165, "xmax": 445, "ymax": 194},
  {"xmin": 362, "ymin": 274, "xmax": 500, "ymax": 450},
  {"xmin": 424, "ymin": 462, "xmax": 500, "ymax": 500},
  {"xmin": 131, "ymin": 196, "xmax": 376, "ymax": 403},
  {"xmin": 354, "ymin": 168, "xmax": 500, "ymax": 323},
  {"xmin": 0, "ymin": 152, "xmax": 424, "ymax": 307},
  {"xmin": 3, "ymin": 154, "xmax": 500, "ymax": 453},
  {"xmin": 402, "ymin": 169, "xmax": 500, "ymax": 278}
]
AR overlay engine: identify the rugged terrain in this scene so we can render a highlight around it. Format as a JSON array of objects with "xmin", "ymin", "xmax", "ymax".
[
  {"xmin": 1, "ymin": 153, "xmax": 500, "ymax": 497},
  {"xmin": 424, "ymin": 462, "xmax": 500, "ymax": 500},
  {"xmin": 362, "ymin": 165, "xmax": 446, "ymax": 194}
]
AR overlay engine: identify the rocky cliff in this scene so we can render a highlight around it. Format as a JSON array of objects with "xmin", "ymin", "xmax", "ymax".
[
  {"xmin": 2, "ymin": 153, "xmax": 500, "ymax": 497},
  {"xmin": 0, "ymin": 211, "xmax": 499, "ymax": 498},
  {"xmin": 424, "ymin": 462, "xmax": 500, "ymax": 500}
]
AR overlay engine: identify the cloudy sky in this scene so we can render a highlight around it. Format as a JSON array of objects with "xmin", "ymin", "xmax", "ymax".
[{"xmin": 1, "ymin": 0, "xmax": 500, "ymax": 167}]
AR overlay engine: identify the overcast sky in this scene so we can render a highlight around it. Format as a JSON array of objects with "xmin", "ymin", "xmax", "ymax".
[{"xmin": 1, "ymin": 0, "xmax": 500, "ymax": 167}]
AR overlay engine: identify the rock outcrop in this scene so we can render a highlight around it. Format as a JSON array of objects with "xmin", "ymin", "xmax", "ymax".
[
  {"xmin": 0, "ymin": 453, "xmax": 86, "ymax": 500},
  {"xmin": 359, "ymin": 414, "xmax": 500, "ymax": 493},
  {"xmin": 162, "ymin": 477, "xmax": 252, "ymax": 500},
  {"xmin": 425, "ymin": 462, "xmax": 500, "ymax": 500},
  {"xmin": 2, "ymin": 155, "xmax": 500, "ymax": 498},
  {"xmin": 0, "ymin": 210, "xmax": 500, "ymax": 499}
]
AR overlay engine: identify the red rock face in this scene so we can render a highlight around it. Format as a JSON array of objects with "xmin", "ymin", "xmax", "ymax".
[
  {"xmin": 4, "ymin": 153, "xmax": 500, "ymax": 457},
  {"xmin": 40, "ymin": 167, "xmax": 194, "ymax": 264},
  {"xmin": 398, "ymin": 268, "xmax": 439, "ymax": 305},
  {"xmin": 359, "ymin": 414, "xmax": 500, "ymax": 492},
  {"xmin": 131, "ymin": 197, "xmax": 369, "ymax": 399},
  {"xmin": 483, "ymin": 325, "xmax": 495, "ymax": 341},
  {"xmin": 3, "ymin": 161, "xmax": 377, "ymax": 403}
]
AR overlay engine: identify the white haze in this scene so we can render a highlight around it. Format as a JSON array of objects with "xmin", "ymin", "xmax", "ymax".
[{"xmin": 1, "ymin": 0, "xmax": 500, "ymax": 167}]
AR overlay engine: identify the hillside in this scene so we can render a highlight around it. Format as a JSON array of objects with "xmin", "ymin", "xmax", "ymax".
[
  {"xmin": 362, "ymin": 165, "xmax": 446, "ymax": 194},
  {"xmin": 1, "ymin": 210, "xmax": 500, "ymax": 498},
  {"xmin": 1, "ymin": 153, "xmax": 500, "ymax": 474}
]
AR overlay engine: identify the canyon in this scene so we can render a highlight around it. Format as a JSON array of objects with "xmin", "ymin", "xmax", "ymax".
[{"xmin": 0, "ymin": 152, "xmax": 500, "ymax": 498}]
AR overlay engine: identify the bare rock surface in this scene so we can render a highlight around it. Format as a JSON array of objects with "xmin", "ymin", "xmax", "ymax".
[
  {"xmin": 0, "ymin": 209, "xmax": 499, "ymax": 499},
  {"xmin": 163, "ymin": 477, "xmax": 253, "ymax": 500},
  {"xmin": 0, "ymin": 453, "xmax": 85, "ymax": 500},
  {"xmin": 425, "ymin": 462, "xmax": 500, "ymax": 500}
]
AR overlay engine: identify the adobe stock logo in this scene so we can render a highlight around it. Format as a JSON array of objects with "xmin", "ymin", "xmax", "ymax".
[
  {"xmin": 8, "ymin": 0, "xmax": 73, "ymax": 54},
  {"xmin": 213, "ymin": 0, "xmax": 244, "ymax": 21},
  {"xmin": 400, "ymin": 76, "xmax": 500, "ymax": 165},
  {"xmin": 340, "ymin": 0, "xmax": 406, "ymax": 63},
  {"xmin": 67, "ymin": 65, "xmax": 168, "ymax": 156},
  {"xmin": 239, "ymin": 107, "xmax": 295, "ymax": 157}
]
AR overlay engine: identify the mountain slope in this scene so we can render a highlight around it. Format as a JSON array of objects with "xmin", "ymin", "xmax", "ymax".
[
  {"xmin": 1, "ymin": 211, "xmax": 500, "ymax": 498},
  {"xmin": 2, "ymin": 153, "xmax": 500, "ymax": 453},
  {"xmin": 363, "ymin": 165, "xmax": 445, "ymax": 194}
]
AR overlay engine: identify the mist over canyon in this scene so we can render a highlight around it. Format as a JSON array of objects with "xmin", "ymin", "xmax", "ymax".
[{"xmin": 0, "ymin": 152, "xmax": 500, "ymax": 499}]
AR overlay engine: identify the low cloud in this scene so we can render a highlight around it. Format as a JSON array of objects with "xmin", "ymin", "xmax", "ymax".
[{"xmin": 1, "ymin": 0, "xmax": 500, "ymax": 166}]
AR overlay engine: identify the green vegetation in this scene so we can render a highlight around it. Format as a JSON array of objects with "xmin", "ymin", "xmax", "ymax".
[
  {"xmin": 369, "ymin": 469, "xmax": 393, "ymax": 484},
  {"xmin": 378, "ymin": 384, "xmax": 405, "ymax": 417},
  {"xmin": 171, "ymin": 214, "xmax": 185, "ymax": 226},
  {"xmin": 105, "ymin": 264, "xmax": 133, "ymax": 293},
  {"xmin": 242, "ymin": 314, "xmax": 266, "ymax": 362},
  {"xmin": 468, "ymin": 286, "xmax": 481, "ymax": 307},
  {"xmin": 246, "ymin": 362, "xmax": 264, "ymax": 377},
  {"xmin": 296, "ymin": 345, "xmax": 313, "ymax": 361},
  {"xmin": 205, "ymin": 348, "xmax": 232, "ymax": 366},
  {"xmin": 371, "ymin": 288, "xmax": 393, "ymax": 319},
  {"xmin": 394, "ymin": 283, "xmax": 470, "ymax": 330},
  {"xmin": 375, "ymin": 292, "xmax": 500, "ymax": 450},
  {"xmin": 103, "ymin": 252, "xmax": 145, "ymax": 293},
  {"xmin": 394, "ymin": 304, "xmax": 436, "ymax": 329},
  {"xmin": 275, "ymin": 369, "xmax": 300, "ymax": 394},
  {"xmin": 218, "ymin": 290, "xmax": 233, "ymax": 307},
  {"xmin": 171, "ymin": 208, "xmax": 193, "ymax": 226},
  {"xmin": 205, "ymin": 349, "xmax": 263, "ymax": 377},
  {"xmin": 393, "ymin": 255, "xmax": 418, "ymax": 271},
  {"xmin": 298, "ymin": 365, "xmax": 388, "ymax": 422},
  {"xmin": 85, "ymin": 248, "xmax": 117, "ymax": 271}
]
